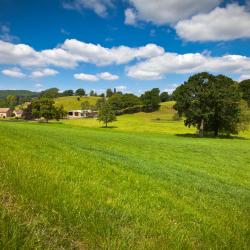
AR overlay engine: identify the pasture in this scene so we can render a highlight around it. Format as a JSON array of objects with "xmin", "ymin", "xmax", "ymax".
[
  {"xmin": 0, "ymin": 103, "xmax": 250, "ymax": 249},
  {"xmin": 54, "ymin": 96, "xmax": 99, "ymax": 111}
]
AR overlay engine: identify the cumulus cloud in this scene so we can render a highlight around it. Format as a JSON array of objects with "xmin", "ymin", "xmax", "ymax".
[
  {"xmin": 176, "ymin": 4, "xmax": 250, "ymax": 41},
  {"xmin": 128, "ymin": 0, "xmax": 221, "ymax": 24},
  {"xmin": 2, "ymin": 67, "xmax": 26, "ymax": 78},
  {"xmin": 63, "ymin": 0, "xmax": 114, "ymax": 17},
  {"xmin": 127, "ymin": 52, "xmax": 250, "ymax": 80},
  {"xmin": 125, "ymin": 8, "xmax": 137, "ymax": 25},
  {"xmin": 97, "ymin": 72, "xmax": 119, "ymax": 80},
  {"xmin": 74, "ymin": 73, "xmax": 99, "ymax": 81},
  {"xmin": 31, "ymin": 68, "xmax": 59, "ymax": 78},
  {"xmin": 0, "ymin": 39, "xmax": 164, "ymax": 69},
  {"xmin": 61, "ymin": 39, "xmax": 164, "ymax": 66},
  {"xmin": 74, "ymin": 71, "xmax": 119, "ymax": 81}
]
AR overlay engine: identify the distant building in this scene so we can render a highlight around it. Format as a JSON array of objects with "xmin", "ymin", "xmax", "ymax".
[
  {"xmin": 13, "ymin": 110, "xmax": 24, "ymax": 118},
  {"xmin": 0, "ymin": 108, "xmax": 13, "ymax": 118},
  {"xmin": 68, "ymin": 110, "xmax": 98, "ymax": 119}
]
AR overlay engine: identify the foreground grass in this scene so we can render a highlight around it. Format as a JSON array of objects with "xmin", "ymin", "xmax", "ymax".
[{"xmin": 0, "ymin": 120, "xmax": 250, "ymax": 249}]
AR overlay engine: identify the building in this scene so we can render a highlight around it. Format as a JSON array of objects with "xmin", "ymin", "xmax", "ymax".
[
  {"xmin": 68, "ymin": 110, "xmax": 98, "ymax": 119},
  {"xmin": 0, "ymin": 108, "xmax": 13, "ymax": 118},
  {"xmin": 13, "ymin": 110, "xmax": 24, "ymax": 118}
]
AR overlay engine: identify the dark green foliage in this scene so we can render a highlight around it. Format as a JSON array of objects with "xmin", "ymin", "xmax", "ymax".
[
  {"xmin": 173, "ymin": 72, "xmax": 243, "ymax": 136},
  {"xmin": 239, "ymin": 79, "xmax": 250, "ymax": 106},
  {"xmin": 97, "ymin": 101, "xmax": 116, "ymax": 127},
  {"xmin": 141, "ymin": 88, "xmax": 161, "ymax": 112},
  {"xmin": 108, "ymin": 93, "xmax": 141, "ymax": 114},
  {"xmin": 96, "ymin": 97, "xmax": 106, "ymax": 110},
  {"xmin": 6, "ymin": 95, "xmax": 19, "ymax": 108},
  {"xmin": 0, "ymin": 90, "xmax": 38, "ymax": 99},
  {"xmin": 75, "ymin": 88, "xmax": 85, "ymax": 97},
  {"xmin": 106, "ymin": 88, "xmax": 113, "ymax": 98},
  {"xmin": 61, "ymin": 90, "xmax": 74, "ymax": 96},
  {"xmin": 24, "ymin": 98, "xmax": 66, "ymax": 122},
  {"xmin": 89, "ymin": 90, "xmax": 97, "ymax": 96},
  {"xmin": 160, "ymin": 92, "xmax": 169, "ymax": 102},
  {"xmin": 40, "ymin": 88, "xmax": 60, "ymax": 98}
]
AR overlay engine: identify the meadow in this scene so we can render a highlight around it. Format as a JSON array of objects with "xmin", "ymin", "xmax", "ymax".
[
  {"xmin": 55, "ymin": 96, "xmax": 99, "ymax": 111},
  {"xmin": 0, "ymin": 102, "xmax": 250, "ymax": 249}
]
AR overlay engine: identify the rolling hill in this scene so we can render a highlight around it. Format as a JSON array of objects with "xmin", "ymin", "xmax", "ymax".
[
  {"xmin": 0, "ymin": 103, "xmax": 249, "ymax": 249},
  {"xmin": 0, "ymin": 90, "xmax": 39, "ymax": 99},
  {"xmin": 54, "ymin": 96, "xmax": 100, "ymax": 111}
]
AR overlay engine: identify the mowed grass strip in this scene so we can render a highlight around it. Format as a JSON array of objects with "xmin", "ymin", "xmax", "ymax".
[{"xmin": 0, "ymin": 122, "xmax": 250, "ymax": 249}]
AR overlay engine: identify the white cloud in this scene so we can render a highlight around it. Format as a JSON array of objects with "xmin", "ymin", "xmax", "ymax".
[
  {"xmin": 74, "ymin": 71, "xmax": 119, "ymax": 81},
  {"xmin": 125, "ymin": 8, "xmax": 137, "ymax": 25},
  {"xmin": 0, "ymin": 39, "xmax": 164, "ymax": 69},
  {"xmin": 74, "ymin": 73, "xmax": 99, "ymax": 81},
  {"xmin": 128, "ymin": 0, "xmax": 221, "ymax": 24},
  {"xmin": 127, "ymin": 52, "xmax": 250, "ymax": 80},
  {"xmin": 0, "ymin": 24, "xmax": 19, "ymax": 42},
  {"xmin": 63, "ymin": 0, "xmax": 114, "ymax": 17},
  {"xmin": 31, "ymin": 68, "xmax": 59, "ymax": 78},
  {"xmin": 97, "ymin": 72, "xmax": 119, "ymax": 80},
  {"xmin": 176, "ymin": 4, "xmax": 250, "ymax": 41},
  {"xmin": 61, "ymin": 39, "xmax": 164, "ymax": 66},
  {"xmin": 2, "ymin": 67, "xmax": 26, "ymax": 78},
  {"xmin": 115, "ymin": 85, "xmax": 127, "ymax": 92},
  {"xmin": 238, "ymin": 74, "xmax": 250, "ymax": 82}
]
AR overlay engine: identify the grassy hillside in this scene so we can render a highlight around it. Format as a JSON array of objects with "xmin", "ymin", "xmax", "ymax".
[
  {"xmin": 0, "ymin": 105, "xmax": 249, "ymax": 249},
  {"xmin": 0, "ymin": 90, "xmax": 39, "ymax": 99},
  {"xmin": 54, "ymin": 96, "xmax": 100, "ymax": 111}
]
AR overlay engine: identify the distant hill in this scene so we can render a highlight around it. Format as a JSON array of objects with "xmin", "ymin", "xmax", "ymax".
[
  {"xmin": 0, "ymin": 90, "xmax": 39, "ymax": 99},
  {"xmin": 54, "ymin": 96, "xmax": 100, "ymax": 111}
]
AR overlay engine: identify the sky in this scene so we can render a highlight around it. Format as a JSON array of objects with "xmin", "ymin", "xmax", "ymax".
[{"xmin": 0, "ymin": 0, "xmax": 250, "ymax": 94}]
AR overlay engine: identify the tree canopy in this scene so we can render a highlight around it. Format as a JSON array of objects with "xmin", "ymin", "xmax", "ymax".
[
  {"xmin": 173, "ymin": 72, "xmax": 244, "ymax": 136},
  {"xmin": 140, "ymin": 88, "xmax": 161, "ymax": 112},
  {"xmin": 97, "ymin": 101, "xmax": 116, "ymax": 127},
  {"xmin": 239, "ymin": 79, "xmax": 250, "ymax": 106},
  {"xmin": 75, "ymin": 88, "xmax": 86, "ymax": 97},
  {"xmin": 24, "ymin": 98, "xmax": 66, "ymax": 122}
]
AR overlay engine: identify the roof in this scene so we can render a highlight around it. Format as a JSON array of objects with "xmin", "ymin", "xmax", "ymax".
[{"xmin": 0, "ymin": 108, "xmax": 11, "ymax": 113}]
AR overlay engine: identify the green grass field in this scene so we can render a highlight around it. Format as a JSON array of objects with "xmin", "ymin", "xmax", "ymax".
[
  {"xmin": 55, "ymin": 96, "xmax": 100, "ymax": 111},
  {"xmin": 0, "ymin": 102, "xmax": 250, "ymax": 249}
]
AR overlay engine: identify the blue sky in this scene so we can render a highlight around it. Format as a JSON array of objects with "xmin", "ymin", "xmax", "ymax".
[{"xmin": 0, "ymin": 0, "xmax": 250, "ymax": 94}]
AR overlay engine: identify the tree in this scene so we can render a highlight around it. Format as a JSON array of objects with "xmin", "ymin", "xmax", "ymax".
[
  {"xmin": 75, "ymin": 88, "xmax": 85, "ymax": 97},
  {"xmin": 106, "ymin": 88, "xmax": 113, "ymax": 98},
  {"xmin": 96, "ymin": 97, "xmax": 106, "ymax": 110},
  {"xmin": 62, "ymin": 90, "xmax": 74, "ymax": 96},
  {"xmin": 160, "ymin": 92, "xmax": 169, "ymax": 102},
  {"xmin": 40, "ymin": 88, "xmax": 59, "ymax": 98},
  {"xmin": 108, "ymin": 93, "xmax": 123, "ymax": 111},
  {"xmin": 97, "ymin": 101, "xmax": 116, "ymax": 127},
  {"xmin": 173, "ymin": 72, "xmax": 243, "ymax": 137},
  {"xmin": 239, "ymin": 79, "xmax": 250, "ymax": 106},
  {"xmin": 141, "ymin": 88, "xmax": 161, "ymax": 112},
  {"xmin": 6, "ymin": 95, "xmax": 19, "ymax": 108},
  {"xmin": 30, "ymin": 98, "xmax": 66, "ymax": 122},
  {"xmin": 89, "ymin": 90, "xmax": 97, "ymax": 96}
]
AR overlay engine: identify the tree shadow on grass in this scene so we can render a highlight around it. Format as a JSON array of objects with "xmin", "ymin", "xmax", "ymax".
[
  {"xmin": 175, "ymin": 133, "xmax": 248, "ymax": 140},
  {"xmin": 100, "ymin": 126, "xmax": 118, "ymax": 129}
]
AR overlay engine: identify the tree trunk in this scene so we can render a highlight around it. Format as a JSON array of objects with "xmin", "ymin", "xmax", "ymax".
[
  {"xmin": 105, "ymin": 122, "xmax": 108, "ymax": 128},
  {"xmin": 199, "ymin": 119, "xmax": 204, "ymax": 137},
  {"xmin": 214, "ymin": 128, "xmax": 218, "ymax": 137}
]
